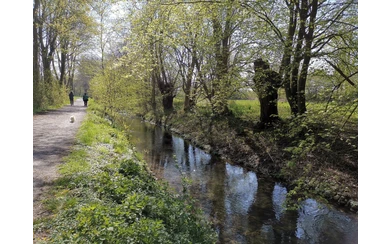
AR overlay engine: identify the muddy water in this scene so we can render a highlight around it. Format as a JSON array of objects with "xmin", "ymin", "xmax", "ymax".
[{"xmin": 126, "ymin": 118, "xmax": 358, "ymax": 244}]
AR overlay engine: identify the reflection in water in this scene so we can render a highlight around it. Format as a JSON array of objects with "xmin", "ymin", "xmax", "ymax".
[
  {"xmin": 125, "ymin": 118, "xmax": 358, "ymax": 244},
  {"xmin": 259, "ymin": 224, "xmax": 275, "ymax": 243},
  {"xmin": 273, "ymin": 183, "xmax": 287, "ymax": 221},
  {"xmin": 296, "ymin": 199, "xmax": 358, "ymax": 244},
  {"xmin": 225, "ymin": 164, "xmax": 258, "ymax": 215},
  {"xmin": 219, "ymin": 164, "xmax": 258, "ymax": 243}
]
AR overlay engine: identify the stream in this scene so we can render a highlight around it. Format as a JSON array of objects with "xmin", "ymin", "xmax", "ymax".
[{"xmin": 125, "ymin": 117, "xmax": 358, "ymax": 244}]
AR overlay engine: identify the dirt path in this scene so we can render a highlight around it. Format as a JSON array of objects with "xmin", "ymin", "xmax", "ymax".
[{"xmin": 33, "ymin": 98, "xmax": 87, "ymax": 220}]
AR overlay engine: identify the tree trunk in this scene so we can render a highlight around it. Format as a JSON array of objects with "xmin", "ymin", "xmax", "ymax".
[
  {"xmin": 162, "ymin": 94, "xmax": 174, "ymax": 112},
  {"xmin": 158, "ymin": 79, "xmax": 175, "ymax": 114},
  {"xmin": 184, "ymin": 51, "xmax": 196, "ymax": 112},
  {"xmin": 281, "ymin": 0, "xmax": 317, "ymax": 116},
  {"xmin": 40, "ymin": 27, "xmax": 56, "ymax": 83},
  {"xmin": 59, "ymin": 40, "xmax": 67, "ymax": 85},
  {"xmin": 279, "ymin": 1, "xmax": 297, "ymax": 116},
  {"xmin": 211, "ymin": 17, "xmax": 230, "ymax": 116},
  {"xmin": 297, "ymin": 0, "xmax": 318, "ymax": 114},
  {"xmin": 33, "ymin": 0, "xmax": 40, "ymax": 84},
  {"xmin": 254, "ymin": 58, "xmax": 282, "ymax": 128},
  {"xmin": 68, "ymin": 53, "xmax": 77, "ymax": 90}
]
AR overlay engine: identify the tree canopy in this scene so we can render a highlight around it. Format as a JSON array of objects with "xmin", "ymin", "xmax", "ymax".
[{"xmin": 34, "ymin": 0, "xmax": 358, "ymax": 127}]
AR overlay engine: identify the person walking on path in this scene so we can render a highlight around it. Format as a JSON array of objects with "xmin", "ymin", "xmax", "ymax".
[
  {"xmin": 69, "ymin": 91, "xmax": 74, "ymax": 106},
  {"xmin": 83, "ymin": 93, "xmax": 89, "ymax": 107}
]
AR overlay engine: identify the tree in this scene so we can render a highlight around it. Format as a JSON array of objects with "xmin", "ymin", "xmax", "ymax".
[
  {"xmin": 33, "ymin": 0, "xmax": 41, "ymax": 84},
  {"xmin": 56, "ymin": 0, "xmax": 94, "ymax": 88},
  {"xmin": 198, "ymin": 0, "xmax": 243, "ymax": 116},
  {"xmin": 242, "ymin": 0, "xmax": 358, "ymax": 115},
  {"xmin": 85, "ymin": 0, "xmax": 358, "ymax": 129},
  {"xmin": 125, "ymin": 1, "xmax": 187, "ymax": 117},
  {"xmin": 253, "ymin": 58, "xmax": 282, "ymax": 127},
  {"xmin": 33, "ymin": 0, "xmax": 94, "ymax": 110},
  {"xmin": 90, "ymin": 0, "xmax": 115, "ymax": 73}
]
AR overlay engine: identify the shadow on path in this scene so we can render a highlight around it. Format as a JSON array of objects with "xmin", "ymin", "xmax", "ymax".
[{"xmin": 33, "ymin": 98, "xmax": 87, "ymax": 219}]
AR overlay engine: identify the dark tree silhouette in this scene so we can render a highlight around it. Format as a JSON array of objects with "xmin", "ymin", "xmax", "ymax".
[{"xmin": 253, "ymin": 58, "xmax": 282, "ymax": 128}]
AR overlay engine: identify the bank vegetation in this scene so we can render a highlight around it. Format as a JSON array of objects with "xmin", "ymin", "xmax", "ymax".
[{"xmin": 33, "ymin": 0, "xmax": 358, "ymax": 212}]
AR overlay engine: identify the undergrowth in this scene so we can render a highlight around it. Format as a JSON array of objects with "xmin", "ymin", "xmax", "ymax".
[
  {"xmin": 33, "ymin": 101, "xmax": 217, "ymax": 244},
  {"xmin": 163, "ymin": 98, "xmax": 358, "ymax": 210}
]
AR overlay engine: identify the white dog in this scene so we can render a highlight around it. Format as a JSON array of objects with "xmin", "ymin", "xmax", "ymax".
[{"xmin": 70, "ymin": 116, "xmax": 75, "ymax": 123}]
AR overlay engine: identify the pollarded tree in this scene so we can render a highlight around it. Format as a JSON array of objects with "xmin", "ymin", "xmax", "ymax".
[
  {"xmin": 198, "ymin": 0, "xmax": 244, "ymax": 116},
  {"xmin": 253, "ymin": 58, "xmax": 283, "ymax": 127},
  {"xmin": 242, "ymin": 0, "xmax": 358, "ymax": 116},
  {"xmin": 124, "ymin": 1, "xmax": 255, "ymax": 119},
  {"xmin": 157, "ymin": 0, "xmax": 249, "ymax": 116},
  {"xmin": 117, "ymin": 0, "xmax": 167, "ymax": 119},
  {"xmin": 125, "ymin": 1, "xmax": 191, "ymax": 118},
  {"xmin": 168, "ymin": 3, "xmax": 203, "ymax": 112}
]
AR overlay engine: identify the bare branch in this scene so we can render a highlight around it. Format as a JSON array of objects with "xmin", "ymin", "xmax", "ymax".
[{"xmin": 325, "ymin": 59, "xmax": 356, "ymax": 87}]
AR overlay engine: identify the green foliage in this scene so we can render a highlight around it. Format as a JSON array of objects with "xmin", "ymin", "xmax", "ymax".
[
  {"xmin": 59, "ymin": 150, "xmax": 90, "ymax": 176},
  {"xmin": 189, "ymin": 98, "xmax": 357, "ymax": 206},
  {"xmin": 33, "ymin": 0, "xmax": 357, "ymax": 225},
  {"xmin": 33, "ymin": 81, "xmax": 68, "ymax": 113},
  {"xmin": 118, "ymin": 159, "xmax": 142, "ymax": 178},
  {"xmin": 77, "ymin": 104, "xmax": 129, "ymax": 148},
  {"xmin": 34, "ymin": 104, "xmax": 217, "ymax": 244},
  {"xmin": 89, "ymin": 54, "xmax": 158, "ymax": 118},
  {"xmin": 305, "ymin": 68, "xmax": 358, "ymax": 107},
  {"xmin": 279, "ymin": 105, "xmax": 357, "ymax": 159}
]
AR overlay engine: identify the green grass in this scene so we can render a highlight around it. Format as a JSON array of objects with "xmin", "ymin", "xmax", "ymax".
[
  {"xmin": 228, "ymin": 99, "xmax": 292, "ymax": 121},
  {"xmin": 227, "ymin": 99, "xmax": 357, "ymax": 127},
  {"xmin": 59, "ymin": 150, "xmax": 90, "ymax": 176},
  {"xmin": 34, "ymin": 102, "xmax": 217, "ymax": 244}
]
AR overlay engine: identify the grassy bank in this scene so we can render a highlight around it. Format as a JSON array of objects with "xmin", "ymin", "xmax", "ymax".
[
  {"xmin": 145, "ymin": 99, "xmax": 358, "ymax": 212},
  {"xmin": 33, "ymin": 102, "xmax": 217, "ymax": 243}
]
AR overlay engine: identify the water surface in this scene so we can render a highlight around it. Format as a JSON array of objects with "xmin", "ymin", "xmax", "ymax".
[{"xmin": 126, "ymin": 118, "xmax": 358, "ymax": 244}]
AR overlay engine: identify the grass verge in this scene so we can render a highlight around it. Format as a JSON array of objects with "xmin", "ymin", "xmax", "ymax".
[{"xmin": 33, "ymin": 102, "xmax": 217, "ymax": 244}]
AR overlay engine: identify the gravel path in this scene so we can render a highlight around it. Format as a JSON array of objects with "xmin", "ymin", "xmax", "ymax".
[{"xmin": 33, "ymin": 98, "xmax": 87, "ymax": 220}]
